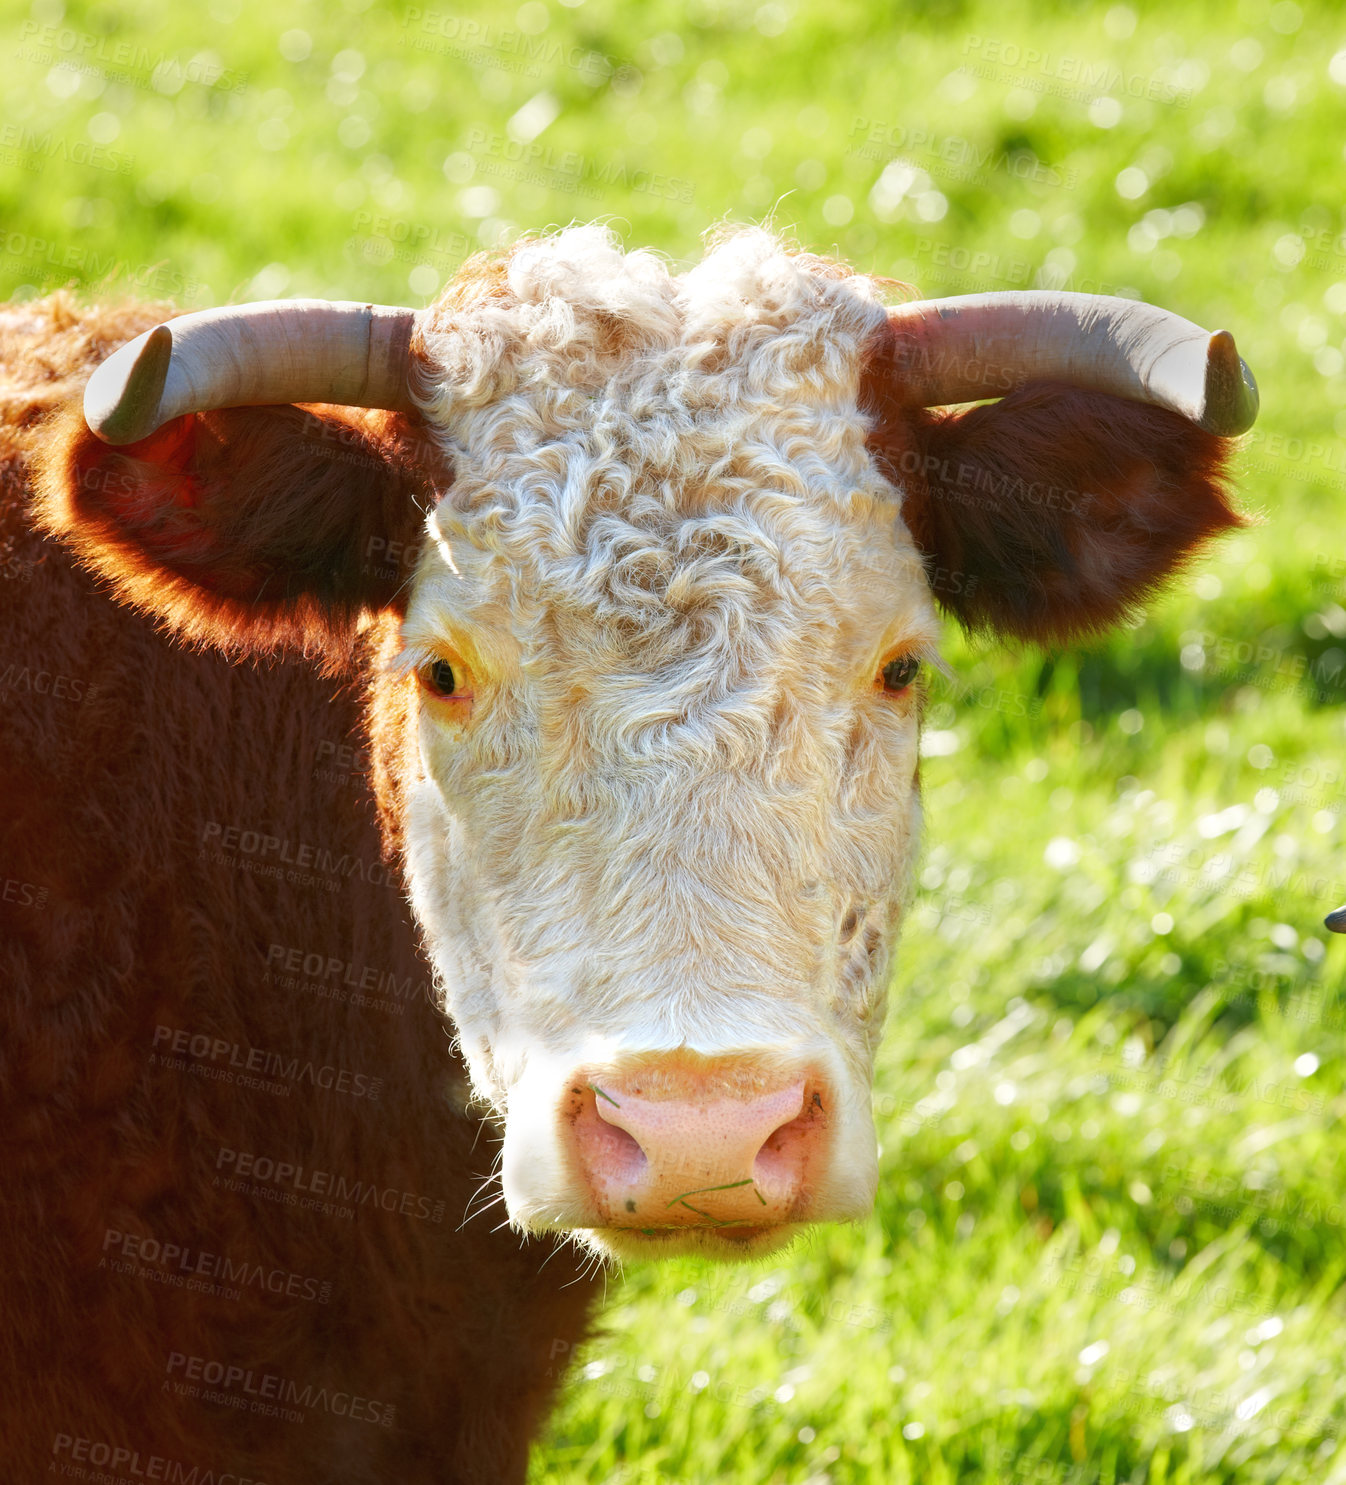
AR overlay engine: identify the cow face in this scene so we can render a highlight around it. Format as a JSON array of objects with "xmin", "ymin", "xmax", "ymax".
[
  {"xmin": 40, "ymin": 225, "xmax": 1247, "ymax": 1260},
  {"xmin": 396, "ymin": 231, "xmax": 938, "ymax": 1254}
]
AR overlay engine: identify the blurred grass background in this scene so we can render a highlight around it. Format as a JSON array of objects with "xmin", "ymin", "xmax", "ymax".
[{"xmin": 4, "ymin": 0, "xmax": 1346, "ymax": 1479}]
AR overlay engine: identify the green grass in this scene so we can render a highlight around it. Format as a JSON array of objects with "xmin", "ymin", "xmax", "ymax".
[{"xmin": 4, "ymin": 0, "xmax": 1346, "ymax": 1478}]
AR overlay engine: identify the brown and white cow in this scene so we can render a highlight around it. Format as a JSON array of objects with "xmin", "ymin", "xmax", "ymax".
[{"xmin": 2, "ymin": 225, "xmax": 1253, "ymax": 1477}]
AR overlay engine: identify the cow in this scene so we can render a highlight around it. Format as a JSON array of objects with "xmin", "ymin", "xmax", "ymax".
[
  {"xmin": 1, "ymin": 224, "xmax": 1255, "ymax": 1480},
  {"xmin": 1, "ymin": 295, "xmax": 599, "ymax": 1484}
]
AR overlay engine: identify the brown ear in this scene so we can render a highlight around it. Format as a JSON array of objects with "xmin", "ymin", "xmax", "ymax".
[
  {"xmin": 33, "ymin": 400, "xmax": 447, "ymax": 664},
  {"xmin": 862, "ymin": 377, "xmax": 1244, "ymax": 646}
]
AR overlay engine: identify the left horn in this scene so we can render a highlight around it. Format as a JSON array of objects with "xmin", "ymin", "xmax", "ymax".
[
  {"xmin": 84, "ymin": 300, "xmax": 419, "ymax": 445},
  {"xmin": 883, "ymin": 291, "xmax": 1259, "ymax": 436}
]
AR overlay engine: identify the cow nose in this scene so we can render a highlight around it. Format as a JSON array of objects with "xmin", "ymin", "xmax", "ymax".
[{"xmin": 565, "ymin": 1059, "xmax": 827, "ymax": 1230}]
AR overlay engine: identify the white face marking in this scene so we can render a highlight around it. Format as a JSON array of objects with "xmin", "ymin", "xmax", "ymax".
[{"xmin": 392, "ymin": 227, "xmax": 940, "ymax": 1244}]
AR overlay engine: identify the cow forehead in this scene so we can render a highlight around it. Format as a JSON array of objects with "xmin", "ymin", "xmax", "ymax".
[{"xmin": 404, "ymin": 225, "xmax": 937, "ymax": 672}]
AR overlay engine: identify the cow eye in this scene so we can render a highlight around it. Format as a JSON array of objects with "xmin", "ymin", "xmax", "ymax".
[
  {"xmin": 420, "ymin": 658, "xmax": 466, "ymax": 698},
  {"xmin": 879, "ymin": 655, "xmax": 920, "ymax": 694}
]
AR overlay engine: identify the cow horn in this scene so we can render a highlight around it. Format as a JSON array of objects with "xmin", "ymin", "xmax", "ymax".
[
  {"xmin": 84, "ymin": 300, "xmax": 419, "ymax": 445},
  {"xmin": 884, "ymin": 291, "xmax": 1259, "ymax": 436}
]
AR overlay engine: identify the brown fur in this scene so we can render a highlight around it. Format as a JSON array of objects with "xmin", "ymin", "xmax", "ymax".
[
  {"xmin": 0, "ymin": 296, "xmax": 595, "ymax": 1484},
  {"xmin": 861, "ymin": 334, "xmax": 1243, "ymax": 645}
]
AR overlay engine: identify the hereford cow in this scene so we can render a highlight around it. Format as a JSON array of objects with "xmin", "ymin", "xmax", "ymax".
[{"xmin": 1, "ymin": 225, "xmax": 1255, "ymax": 1480}]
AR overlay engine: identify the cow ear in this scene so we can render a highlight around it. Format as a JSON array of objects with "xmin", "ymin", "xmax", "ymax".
[
  {"xmin": 866, "ymin": 383, "xmax": 1244, "ymax": 646},
  {"xmin": 33, "ymin": 401, "xmax": 446, "ymax": 664}
]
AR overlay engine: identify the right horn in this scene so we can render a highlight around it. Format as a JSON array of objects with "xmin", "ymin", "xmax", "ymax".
[
  {"xmin": 84, "ymin": 299, "xmax": 419, "ymax": 446},
  {"xmin": 883, "ymin": 291, "xmax": 1259, "ymax": 436}
]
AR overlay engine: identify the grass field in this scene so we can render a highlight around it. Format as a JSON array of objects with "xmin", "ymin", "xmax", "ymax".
[{"xmin": 4, "ymin": 0, "xmax": 1346, "ymax": 1479}]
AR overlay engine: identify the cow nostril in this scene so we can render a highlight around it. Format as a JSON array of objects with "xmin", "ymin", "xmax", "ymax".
[
  {"xmin": 753, "ymin": 1083, "xmax": 826, "ymax": 1192},
  {"xmin": 605, "ymin": 1121, "xmax": 646, "ymax": 1175},
  {"xmin": 571, "ymin": 1088, "xmax": 648, "ymax": 1187}
]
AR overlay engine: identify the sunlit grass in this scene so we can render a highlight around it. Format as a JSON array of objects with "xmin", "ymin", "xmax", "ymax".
[{"xmin": 4, "ymin": 0, "xmax": 1345, "ymax": 1478}]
